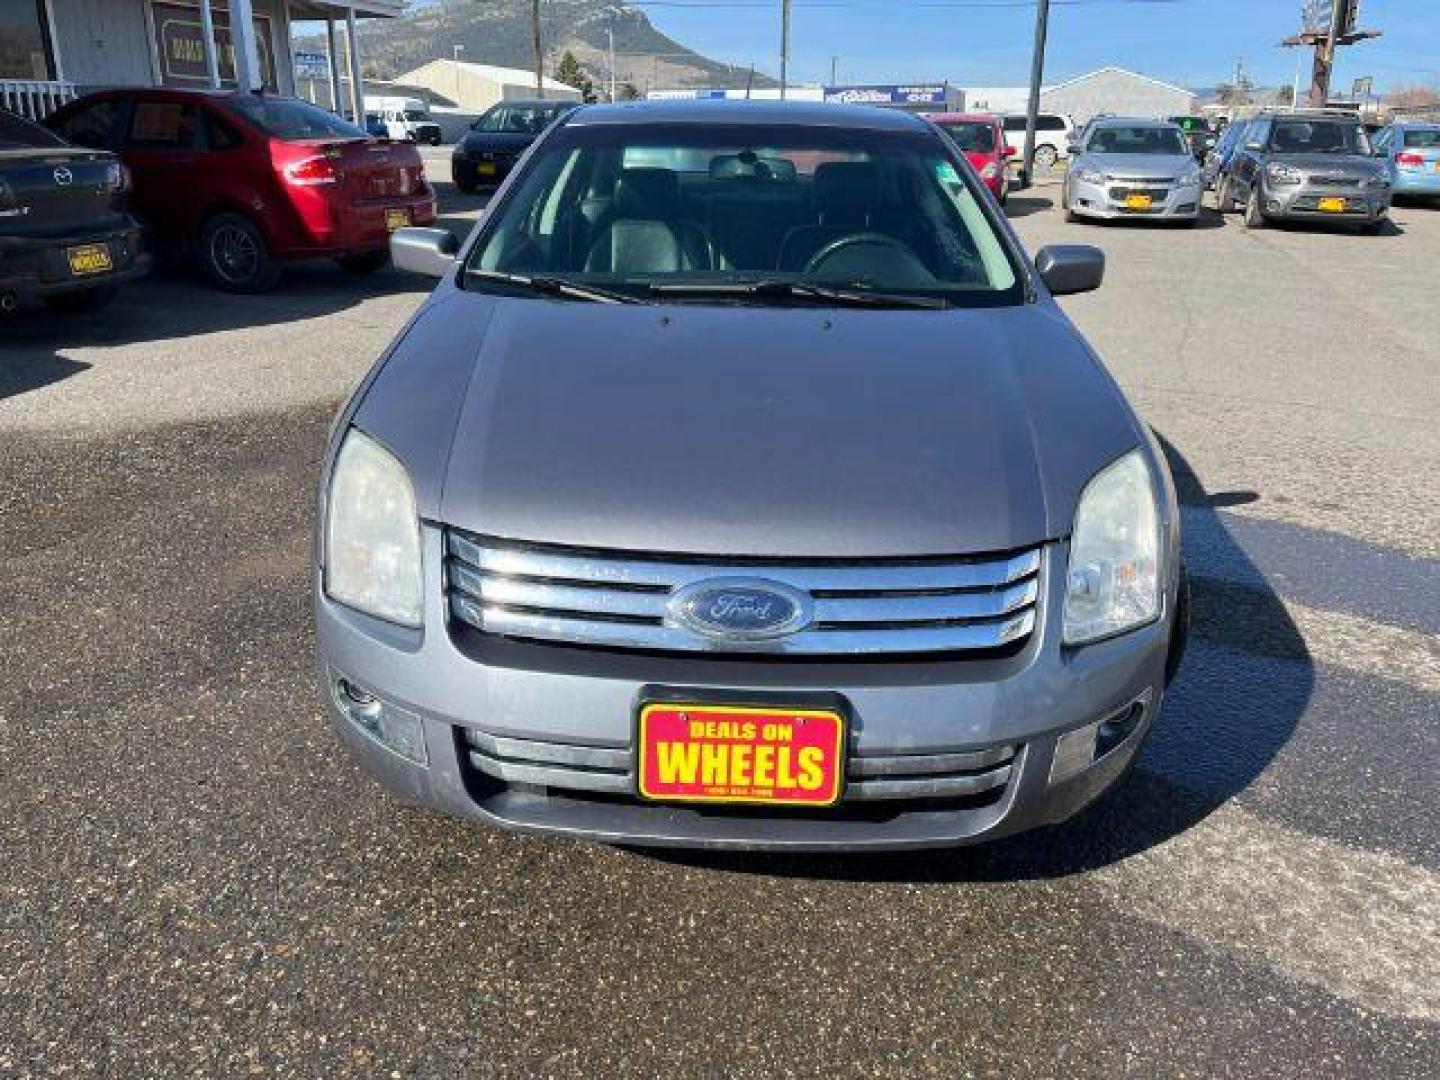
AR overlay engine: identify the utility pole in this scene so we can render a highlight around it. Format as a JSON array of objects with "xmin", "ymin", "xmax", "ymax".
[
  {"xmin": 1282, "ymin": 1, "xmax": 1382, "ymax": 108},
  {"xmin": 830, "ymin": 55, "xmax": 838, "ymax": 86},
  {"xmin": 608, "ymin": 25, "xmax": 617, "ymax": 102},
  {"xmin": 780, "ymin": 0, "xmax": 791, "ymax": 101},
  {"xmin": 1019, "ymin": 0, "xmax": 1051, "ymax": 190},
  {"xmin": 532, "ymin": 0, "xmax": 544, "ymax": 98}
]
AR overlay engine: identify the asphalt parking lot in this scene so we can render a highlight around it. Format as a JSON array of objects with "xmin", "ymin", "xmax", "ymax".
[{"xmin": 2, "ymin": 159, "xmax": 1438, "ymax": 1076}]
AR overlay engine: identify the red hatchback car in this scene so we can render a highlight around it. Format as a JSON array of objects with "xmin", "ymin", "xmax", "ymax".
[
  {"xmin": 930, "ymin": 113, "xmax": 1015, "ymax": 205},
  {"xmin": 47, "ymin": 90, "xmax": 436, "ymax": 291}
]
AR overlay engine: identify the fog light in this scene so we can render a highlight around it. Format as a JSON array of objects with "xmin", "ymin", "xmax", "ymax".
[
  {"xmin": 1049, "ymin": 691, "xmax": 1153, "ymax": 785},
  {"xmin": 1050, "ymin": 722, "xmax": 1100, "ymax": 785},
  {"xmin": 333, "ymin": 677, "xmax": 428, "ymax": 765}
]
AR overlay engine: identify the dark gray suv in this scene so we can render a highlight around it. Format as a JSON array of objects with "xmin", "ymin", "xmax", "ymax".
[{"xmin": 1218, "ymin": 109, "xmax": 1391, "ymax": 232}]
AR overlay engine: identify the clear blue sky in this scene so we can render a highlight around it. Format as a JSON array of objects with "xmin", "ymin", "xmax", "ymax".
[{"xmin": 633, "ymin": 0, "xmax": 1439, "ymax": 92}]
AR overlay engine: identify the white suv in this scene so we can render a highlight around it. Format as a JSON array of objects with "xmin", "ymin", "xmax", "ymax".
[{"xmin": 1002, "ymin": 113, "xmax": 1074, "ymax": 167}]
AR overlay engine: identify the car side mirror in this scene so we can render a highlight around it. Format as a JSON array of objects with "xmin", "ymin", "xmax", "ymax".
[
  {"xmin": 391, "ymin": 227, "xmax": 459, "ymax": 278},
  {"xmin": 1035, "ymin": 244, "xmax": 1105, "ymax": 296},
  {"xmin": 1003, "ymin": 145, "xmax": 1018, "ymax": 158}
]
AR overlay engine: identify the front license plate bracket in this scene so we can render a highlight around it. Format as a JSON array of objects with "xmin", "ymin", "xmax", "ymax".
[{"xmin": 634, "ymin": 687, "xmax": 850, "ymax": 809}]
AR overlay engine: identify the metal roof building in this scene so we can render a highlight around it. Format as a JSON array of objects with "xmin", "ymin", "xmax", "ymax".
[{"xmin": 1038, "ymin": 66, "xmax": 1195, "ymax": 125}]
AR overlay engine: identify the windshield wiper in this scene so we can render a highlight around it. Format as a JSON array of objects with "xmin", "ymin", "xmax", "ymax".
[
  {"xmin": 649, "ymin": 280, "xmax": 949, "ymax": 309},
  {"xmin": 467, "ymin": 269, "xmax": 644, "ymax": 305}
]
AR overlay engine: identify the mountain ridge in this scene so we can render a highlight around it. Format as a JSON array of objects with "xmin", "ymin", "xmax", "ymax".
[{"xmin": 306, "ymin": 1, "xmax": 775, "ymax": 96}]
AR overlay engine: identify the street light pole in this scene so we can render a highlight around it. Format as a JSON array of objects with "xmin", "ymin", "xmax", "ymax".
[
  {"xmin": 532, "ymin": 0, "xmax": 544, "ymax": 98},
  {"xmin": 609, "ymin": 25, "xmax": 617, "ymax": 102},
  {"xmin": 1020, "ymin": 0, "xmax": 1051, "ymax": 190},
  {"xmin": 780, "ymin": 0, "xmax": 791, "ymax": 100}
]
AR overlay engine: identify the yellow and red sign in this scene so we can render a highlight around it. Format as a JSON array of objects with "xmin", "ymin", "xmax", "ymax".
[{"xmin": 638, "ymin": 703, "xmax": 845, "ymax": 807}]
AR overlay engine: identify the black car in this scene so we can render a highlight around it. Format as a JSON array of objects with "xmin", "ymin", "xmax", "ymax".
[
  {"xmin": 0, "ymin": 108, "xmax": 149, "ymax": 313},
  {"xmin": 451, "ymin": 100, "xmax": 579, "ymax": 193}
]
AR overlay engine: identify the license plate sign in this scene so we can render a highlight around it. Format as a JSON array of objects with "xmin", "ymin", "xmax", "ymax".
[
  {"xmin": 1125, "ymin": 192, "xmax": 1153, "ymax": 211},
  {"xmin": 66, "ymin": 243, "xmax": 112, "ymax": 275},
  {"xmin": 1318, "ymin": 197, "xmax": 1347, "ymax": 213},
  {"xmin": 385, "ymin": 208, "xmax": 410, "ymax": 231},
  {"xmin": 638, "ymin": 703, "xmax": 844, "ymax": 807},
  {"xmin": 476, "ymin": 162, "xmax": 497, "ymax": 176}
]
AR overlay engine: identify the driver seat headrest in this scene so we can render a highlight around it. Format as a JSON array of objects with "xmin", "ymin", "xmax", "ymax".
[
  {"xmin": 813, "ymin": 162, "xmax": 881, "ymax": 224},
  {"xmin": 614, "ymin": 167, "xmax": 682, "ymax": 220}
]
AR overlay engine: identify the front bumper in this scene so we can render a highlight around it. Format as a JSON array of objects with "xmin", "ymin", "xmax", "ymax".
[
  {"xmin": 0, "ymin": 221, "xmax": 150, "ymax": 301},
  {"xmin": 451, "ymin": 154, "xmax": 516, "ymax": 188},
  {"xmin": 315, "ymin": 530, "xmax": 1175, "ymax": 851},
  {"xmin": 1066, "ymin": 176, "xmax": 1202, "ymax": 220},
  {"xmin": 1258, "ymin": 181, "xmax": 1390, "ymax": 221}
]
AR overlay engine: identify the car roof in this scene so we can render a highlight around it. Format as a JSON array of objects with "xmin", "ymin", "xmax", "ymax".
[
  {"xmin": 487, "ymin": 99, "xmax": 576, "ymax": 110},
  {"xmin": 927, "ymin": 112, "xmax": 1000, "ymax": 124},
  {"xmin": 566, "ymin": 99, "xmax": 932, "ymax": 132},
  {"xmin": 1088, "ymin": 116, "xmax": 1181, "ymax": 128}
]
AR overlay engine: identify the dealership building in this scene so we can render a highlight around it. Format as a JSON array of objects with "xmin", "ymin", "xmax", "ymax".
[{"xmin": 0, "ymin": 0, "xmax": 400, "ymax": 121}]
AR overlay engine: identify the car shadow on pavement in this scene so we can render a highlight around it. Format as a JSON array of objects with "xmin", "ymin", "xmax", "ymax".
[
  {"xmin": 1003, "ymin": 195, "xmax": 1054, "ymax": 219},
  {"xmin": 1081, "ymin": 207, "xmax": 1227, "ymax": 231},
  {"xmin": 646, "ymin": 435, "xmax": 1315, "ymax": 882},
  {"xmin": 0, "ymin": 264, "xmax": 432, "ymax": 404}
]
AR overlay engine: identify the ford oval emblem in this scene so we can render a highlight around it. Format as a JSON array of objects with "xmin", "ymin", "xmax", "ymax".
[{"xmin": 669, "ymin": 578, "xmax": 812, "ymax": 642}]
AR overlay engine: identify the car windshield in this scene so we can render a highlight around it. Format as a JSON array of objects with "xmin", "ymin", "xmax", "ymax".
[
  {"xmin": 1086, "ymin": 125, "xmax": 1188, "ymax": 155},
  {"xmin": 465, "ymin": 122, "xmax": 1022, "ymax": 306},
  {"xmin": 0, "ymin": 109, "xmax": 65, "ymax": 149},
  {"xmin": 402, "ymin": 110, "xmax": 428, "ymax": 122},
  {"xmin": 1269, "ymin": 119, "xmax": 1370, "ymax": 154},
  {"xmin": 227, "ymin": 97, "xmax": 365, "ymax": 141},
  {"xmin": 474, "ymin": 104, "xmax": 569, "ymax": 134},
  {"xmin": 938, "ymin": 121, "xmax": 995, "ymax": 153},
  {"xmin": 1403, "ymin": 128, "xmax": 1440, "ymax": 149}
]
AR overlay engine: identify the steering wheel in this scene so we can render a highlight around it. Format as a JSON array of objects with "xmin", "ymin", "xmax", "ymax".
[{"xmin": 802, "ymin": 232, "xmax": 934, "ymax": 286}]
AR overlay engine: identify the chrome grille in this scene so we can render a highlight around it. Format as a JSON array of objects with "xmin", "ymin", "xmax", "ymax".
[
  {"xmin": 446, "ymin": 533, "xmax": 1042, "ymax": 656},
  {"xmin": 461, "ymin": 727, "xmax": 1017, "ymax": 802}
]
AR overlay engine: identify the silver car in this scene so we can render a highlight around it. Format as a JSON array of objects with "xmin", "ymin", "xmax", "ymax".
[
  {"xmin": 1063, "ymin": 118, "xmax": 1203, "ymax": 225},
  {"xmin": 315, "ymin": 101, "xmax": 1188, "ymax": 852}
]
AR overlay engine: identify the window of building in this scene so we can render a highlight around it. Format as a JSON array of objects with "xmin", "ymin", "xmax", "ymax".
[{"xmin": 0, "ymin": 1, "xmax": 53, "ymax": 80}]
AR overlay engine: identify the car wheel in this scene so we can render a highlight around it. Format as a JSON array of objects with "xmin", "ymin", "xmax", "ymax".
[
  {"xmin": 1242, "ymin": 188, "xmax": 1266, "ymax": 230},
  {"xmin": 198, "ymin": 212, "xmax": 282, "ymax": 293},
  {"xmin": 337, "ymin": 250, "xmax": 390, "ymax": 275},
  {"xmin": 1034, "ymin": 144, "xmax": 1058, "ymax": 169},
  {"xmin": 43, "ymin": 285, "xmax": 119, "ymax": 313},
  {"xmin": 1215, "ymin": 175, "xmax": 1234, "ymax": 213}
]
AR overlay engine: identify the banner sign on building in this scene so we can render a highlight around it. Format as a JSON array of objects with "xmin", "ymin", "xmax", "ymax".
[
  {"xmin": 823, "ymin": 84, "xmax": 949, "ymax": 106},
  {"xmin": 149, "ymin": 1, "xmax": 277, "ymax": 91},
  {"xmin": 293, "ymin": 50, "xmax": 329, "ymax": 81}
]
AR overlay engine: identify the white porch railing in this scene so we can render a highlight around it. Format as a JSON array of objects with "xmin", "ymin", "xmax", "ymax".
[{"xmin": 1, "ymin": 80, "xmax": 79, "ymax": 122}]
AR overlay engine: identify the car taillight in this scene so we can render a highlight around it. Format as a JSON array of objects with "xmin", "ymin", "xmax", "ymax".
[
  {"xmin": 1395, "ymin": 152, "xmax": 1424, "ymax": 168},
  {"xmin": 283, "ymin": 155, "xmax": 340, "ymax": 186}
]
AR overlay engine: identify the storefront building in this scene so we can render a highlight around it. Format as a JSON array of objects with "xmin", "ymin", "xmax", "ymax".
[{"xmin": 1, "ymin": 0, "xmax": 400, "ymax": 119}]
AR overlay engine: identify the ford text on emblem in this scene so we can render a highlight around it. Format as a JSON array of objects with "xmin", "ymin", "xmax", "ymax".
[
  {"xmin": 53, "ymin": 166, "xmax": 73, "ymax": 186},
  {"xmin": 669, "ymin": 578, "xmax": 812, "ymax": 642}
]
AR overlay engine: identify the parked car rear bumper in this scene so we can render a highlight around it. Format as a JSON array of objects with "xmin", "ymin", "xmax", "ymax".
[
  {"xmin": 1390, "ymin": 169, "xmax": 1440, "ymax": 195},
  {"xmin": 0, "ymin": 221, "xmax": 150, "ymax": 301},
  {"xmin": 275, "ymin": 191, "xmax": 438, "ymax": 260}
]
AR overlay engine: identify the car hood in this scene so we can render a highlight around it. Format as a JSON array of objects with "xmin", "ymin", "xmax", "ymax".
[
  {"xmin": 353, "ymin": 294, "xmax": 1145, "ymax": 558},
  {"xmin": 1266, "ymin": 152, "xmax": 1378, "ymax": 176},
  {"xmin": 1084, "ymin": 152, "xmax": 1195, "ymax": 178}
]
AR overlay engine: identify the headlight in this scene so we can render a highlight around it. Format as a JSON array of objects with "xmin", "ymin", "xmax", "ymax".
[
  {"xmin": 1076, "ymin": 167, "xmax": 1106, "ymax": 184},
  {"xmin": 1177, "ymin": 167, "xmax": 1202, "ymax": 187},
  {"xmin": 1265, "ymin": 162, "xmax": 1302, "ymax": 185},
  {"xmin": 980, "ymin": 162, "xmax": 999, "ymax": 179},
  {"xmin": 324, "ymin": 429, "xmax": 423, "ymax": 627},
  {"xmin": 1063, "ymin": 450, "xmax": 1162, "ymax": 645}
]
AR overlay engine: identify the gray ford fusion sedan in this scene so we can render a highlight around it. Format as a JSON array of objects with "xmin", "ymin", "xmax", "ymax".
[{"xmin": 315, "ymin": 101, "xmax": 1188, "ymax": 851}]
